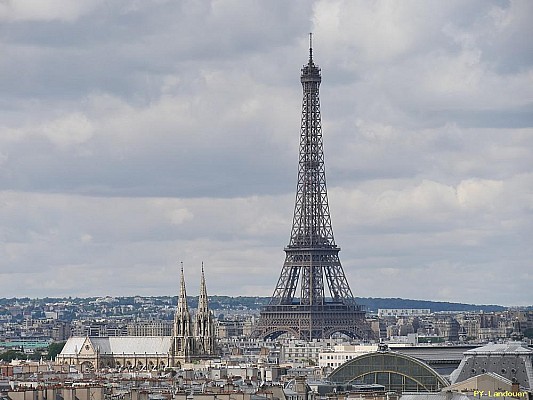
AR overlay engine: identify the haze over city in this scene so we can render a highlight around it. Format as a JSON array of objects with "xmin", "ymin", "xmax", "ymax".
[{"xmin": 0, "ymin": 1, "xmax": 531, "ymax": 306}]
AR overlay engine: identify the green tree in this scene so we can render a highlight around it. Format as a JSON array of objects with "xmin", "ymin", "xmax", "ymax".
[
  {"xmin": 0, "ymin": 350, "xmax": 27, "ymax": 362},
  {"xmin": 28, "ymin": 350, "xmax": 43, "ymax": 361},
  {"xmin": 47, "ymin": 342, "xmax": 66, "ymax": 360}
]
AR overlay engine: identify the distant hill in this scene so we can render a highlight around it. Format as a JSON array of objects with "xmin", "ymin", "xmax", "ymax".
[
  {"xmin": 353, "ymin": 297, "xmax": 506, "ymax": 313},
  {"xmin": 207, "ymin": 296, "xmax": 508, "ymax": 313},
  {"xmin": 1, "ymin": 296, "xmax": 517, "ymax": 313}
]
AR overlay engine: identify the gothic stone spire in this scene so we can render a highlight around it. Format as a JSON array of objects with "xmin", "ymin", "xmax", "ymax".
[
  {"xmin": 172, "ymin": 262, "xmax": 193, "ymax": 364},
  {"xmin": 176, "ymin": 262, "xmax": 190, "ymax": 316},
  {"xmin": 195, "ymin": 263, "xmax": 215, "ymax": 355},
  {"xmin": 197, "ymin": 262, "xmax": 209, "ymax": 314}
]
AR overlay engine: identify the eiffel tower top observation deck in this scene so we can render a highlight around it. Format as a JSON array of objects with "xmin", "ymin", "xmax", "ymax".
[{"xmin": 251, "ymin": 36, "xmax": 372, "ymax": 340}]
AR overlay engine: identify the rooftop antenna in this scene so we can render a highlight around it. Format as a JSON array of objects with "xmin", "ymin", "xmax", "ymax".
[{"xmin": 309, "ymin": 32, "xmax": 313, "ymax": 63}]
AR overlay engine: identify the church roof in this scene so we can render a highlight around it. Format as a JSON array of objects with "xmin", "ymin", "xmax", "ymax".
[
  {"xmin": 60, "ymin": 336, "xmax": 172, "ymax": 356},
  {"xmin": 60, "ymin": 337, "xmax": 86, "ymax": 355},
  {"xmin": 95, "ymin": 336, "xmax": 172, "ymax": 355}
]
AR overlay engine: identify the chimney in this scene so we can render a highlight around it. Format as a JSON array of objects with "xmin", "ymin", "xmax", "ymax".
[{"xmin": 511, "ymin": 381, "xmax": 520, "ymax": 398}]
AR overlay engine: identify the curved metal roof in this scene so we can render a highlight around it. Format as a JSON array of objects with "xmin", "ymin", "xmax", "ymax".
[{"xmin": 328, "ymin": 350, "xmax": 449, "ymax": 393}]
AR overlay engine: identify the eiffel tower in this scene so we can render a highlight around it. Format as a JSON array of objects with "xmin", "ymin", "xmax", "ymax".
[{"xmin": 251, "ymin": 36, "xmax": 372, "ymax": 340}]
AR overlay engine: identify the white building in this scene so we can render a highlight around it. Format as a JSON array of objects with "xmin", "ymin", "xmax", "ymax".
[
  {"xmin": 378, "ymin": 309, "xmax": 431, "ymax": 317},
  {"xmin": 318, "ymin": 344, "xmax": 379, "ymax": 369}
]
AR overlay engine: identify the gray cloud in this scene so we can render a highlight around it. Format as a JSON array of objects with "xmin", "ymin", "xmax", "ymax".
[{"xmin": 0, "ymin": 0, "xmax": 531, "ymax": 306}]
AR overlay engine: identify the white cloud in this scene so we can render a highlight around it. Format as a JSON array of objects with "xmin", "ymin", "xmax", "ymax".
[
  {"xmin": 456, "ymin": 179, "xmax": 503, "ymax": 210},
  {"xmin": 314, "ymin": 1, "xmax": 425, "ymax": 63},
  {"xmin": 0, "ymin": 0, "xmax": 101, "ymax": 22},
  {"xmin": 80, "ymin": 233, "xmax": 93, "ymax": 243},
  {"xmin": 168, "ymin": 208, "xmax": 194, "ymax": 225},
  {"xmin": 41, "ymin": 113, "xmax": 94, "ymax": 149},
  {"xmin": 0, "ymin": 0, "xmax": 531, "ymax": 305}
]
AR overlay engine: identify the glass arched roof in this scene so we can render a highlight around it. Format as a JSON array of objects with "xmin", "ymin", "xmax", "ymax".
[{"xmin": 328, "ymin": 351, "xmax": 449, "ymax": 393}]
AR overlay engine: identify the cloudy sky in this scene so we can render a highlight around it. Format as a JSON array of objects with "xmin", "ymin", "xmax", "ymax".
[{"xmin": 1, "ymin": 0, "xmax": 532, "ymax": 306}]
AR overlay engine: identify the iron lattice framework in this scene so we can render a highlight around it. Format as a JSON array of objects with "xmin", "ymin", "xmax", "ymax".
[{"xmin": 252, "ymin": 37, "xmax": 372, "ymax": 340}]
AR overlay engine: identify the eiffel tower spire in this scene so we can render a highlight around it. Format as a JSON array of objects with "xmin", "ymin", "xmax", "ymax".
[{"xmin": 251, "ymin": 37, "xmax": 373, "ymax": 340}]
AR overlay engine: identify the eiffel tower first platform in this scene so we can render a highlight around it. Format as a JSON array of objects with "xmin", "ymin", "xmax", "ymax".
[{"xmin": 251, "ymin": 36, "xmax": 373, "ymax": 341}]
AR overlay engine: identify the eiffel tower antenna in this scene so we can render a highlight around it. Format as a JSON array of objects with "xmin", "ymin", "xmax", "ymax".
[
  {"xmin": 251, "ymin": 37, "xmax": 373, "ymax": 340},
  {"xmin": 309, "ymin": 32, "xmax": 313, "ymax": 62}
]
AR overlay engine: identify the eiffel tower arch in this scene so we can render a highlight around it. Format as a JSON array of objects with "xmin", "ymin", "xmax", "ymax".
[{"xmin": 251, "ymin": 36, "xmax": 373, "ymax": 341}]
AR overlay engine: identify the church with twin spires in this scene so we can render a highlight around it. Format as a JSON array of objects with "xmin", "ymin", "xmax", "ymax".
[{"xmin": 56, "ymin": 265, "xmax": 217, "ymax": 371}]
